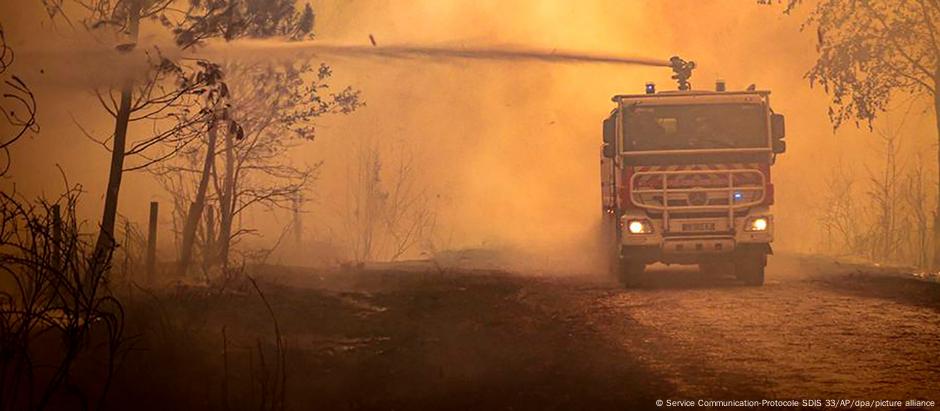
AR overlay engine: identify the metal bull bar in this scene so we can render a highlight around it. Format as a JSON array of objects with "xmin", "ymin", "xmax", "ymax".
[{"xmin": 630, "ymin": 168, "xmax": 766, "ymax": 232}]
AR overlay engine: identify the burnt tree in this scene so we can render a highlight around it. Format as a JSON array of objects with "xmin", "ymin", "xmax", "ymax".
[{"xmin": 42, "ymin": 0, "xmax": 320, "ymax": 274}]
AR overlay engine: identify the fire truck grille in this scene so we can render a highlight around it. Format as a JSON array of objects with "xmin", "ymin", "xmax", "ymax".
[{"xmin": 629, "ymin": 164, "xmax": 766, "ymax": 212}]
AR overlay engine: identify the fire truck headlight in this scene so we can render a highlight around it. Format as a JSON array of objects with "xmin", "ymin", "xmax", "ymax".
[
  {"xmin": 626, "ymin": 219, "xmax": 654, "ymax": 234},
  {"xmin": 745, "ymin": 217, "xmax": 769, "ymax": 232}
]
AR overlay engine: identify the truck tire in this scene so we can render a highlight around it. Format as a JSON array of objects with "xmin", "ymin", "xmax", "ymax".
[{"xmin": 734, "ymin": 252, "xmax": 766, "ymax": 286}]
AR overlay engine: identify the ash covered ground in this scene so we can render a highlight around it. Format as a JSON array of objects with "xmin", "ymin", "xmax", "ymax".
[{"xmin": 106, "ymin": 254, "xmax": 940, "ymax": 410}]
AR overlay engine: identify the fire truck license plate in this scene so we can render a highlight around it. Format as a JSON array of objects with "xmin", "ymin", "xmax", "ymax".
[{"xmin": 682, "ymin": 222, "xmax": 715, "ymax": 232}]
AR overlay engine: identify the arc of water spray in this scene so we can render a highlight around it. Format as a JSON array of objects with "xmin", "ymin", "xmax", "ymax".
[{"xmin": 213, "ymin": 39, "xmax": 672, "ymax": 68}]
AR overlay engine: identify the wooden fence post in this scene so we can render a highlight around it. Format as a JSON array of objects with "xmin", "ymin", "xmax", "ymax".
[
  {"xmin": 146, "ymin": 201, "xmax": 158, "ymax": 284},
  {"xmin": 205, "ymin": 205, "xmax": 215, "ymax": 269}
]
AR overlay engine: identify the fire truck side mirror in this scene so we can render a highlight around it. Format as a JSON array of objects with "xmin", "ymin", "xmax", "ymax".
[
  {"xmin": 771, "ymin": 113, "xmax": 786, "ymax": 154},
  {"xmin": 603, "ymin": 116, "xmax": 617, "ymax": 158}
]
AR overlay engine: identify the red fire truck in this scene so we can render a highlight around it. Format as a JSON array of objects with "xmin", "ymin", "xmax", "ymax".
[{"xmin": 601, "ymin": 57, "xmax": 786, "ymax": 286}]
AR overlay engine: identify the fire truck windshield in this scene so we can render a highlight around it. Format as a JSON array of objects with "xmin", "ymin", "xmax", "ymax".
[{"xmin": 622, "ymin": 103, "xmax": 767, "ymax": 151}]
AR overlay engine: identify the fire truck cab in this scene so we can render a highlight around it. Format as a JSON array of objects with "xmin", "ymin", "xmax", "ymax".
[{"xmin": 601, "ymin": 64, "xmax": 786, "ymax": 286}]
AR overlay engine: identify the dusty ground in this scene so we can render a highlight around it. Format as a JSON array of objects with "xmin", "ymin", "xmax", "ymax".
[{"xmin": 109, "ymin": 254, "xmax": 940, "ymax": 410}]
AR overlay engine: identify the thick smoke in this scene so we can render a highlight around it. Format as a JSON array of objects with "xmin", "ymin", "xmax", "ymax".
[{"xmin": 3, "ymin": 0, "xmax": 936, "ymax": 272}]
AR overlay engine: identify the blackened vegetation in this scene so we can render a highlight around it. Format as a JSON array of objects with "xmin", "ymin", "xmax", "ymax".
[
  {"xmin": 0, "ymin": 184, "xmax": 126, "ymax": 411},
  {"xmin": 38, "ymin": 0, "xmax": 316, "ymax": 46},
  {"xmin": 153, "ymin": 59, "xmax": 361, "ymax": 277},
  {"xmin": 3, "ymin": 2, "xmax": 350, "ymax": 409},
  {"xmin": 79, "ymin": 55, "xmax": 226, "ymax": 173},
  {"xmin": 0, "ymin": 24, "xmax": 38, "ymax": 178},
  {"xmin": 1, "ymin": 26, "xmax": 125, "ymax": 411},
  {"xmin": 98, "ymin": 269, "xmax": 670, "ymax": 411},
  {"xmin": 107, "ymin": 272, "xmax": 296, "ymax": 411},
  {"xmin": 170, "ymin": 1, "xmax": 318, "ymax": 47},
  {"xmin": 39, "ymin": 0, "xmax": 323, "ymax": 290}
]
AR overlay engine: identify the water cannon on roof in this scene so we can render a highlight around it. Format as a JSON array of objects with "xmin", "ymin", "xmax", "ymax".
[{"xmin": 669, "ymin": 56, "xmax": 696, "ymax": 91}]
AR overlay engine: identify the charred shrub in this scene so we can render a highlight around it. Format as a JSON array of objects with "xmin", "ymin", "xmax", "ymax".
[{"xmin": 0, "ymin": 187, "xmax": 125, "ymax": 411}]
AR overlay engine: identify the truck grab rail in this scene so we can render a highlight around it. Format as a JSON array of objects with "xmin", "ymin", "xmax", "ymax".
[{"xmin": 629, "ymin": 168, "xmax": 766, "ymax": 231}]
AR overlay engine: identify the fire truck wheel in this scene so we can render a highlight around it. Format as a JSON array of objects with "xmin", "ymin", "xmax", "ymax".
[
  {"xmin": 734, "ymin": 253, "xmax": 766, "ymax": 286},
  {"xmin": 617, "ymin": 259, "xmax": 645, "ymax": 287}
]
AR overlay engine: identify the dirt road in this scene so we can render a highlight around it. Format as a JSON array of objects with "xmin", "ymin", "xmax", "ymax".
[
  {"xmin": 270, "ymin": 254, "xmax": 940, "ymax": 409},
  {"xmin": 114, "ymin": 254, "xmax": 940, "ymax": 410}
]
